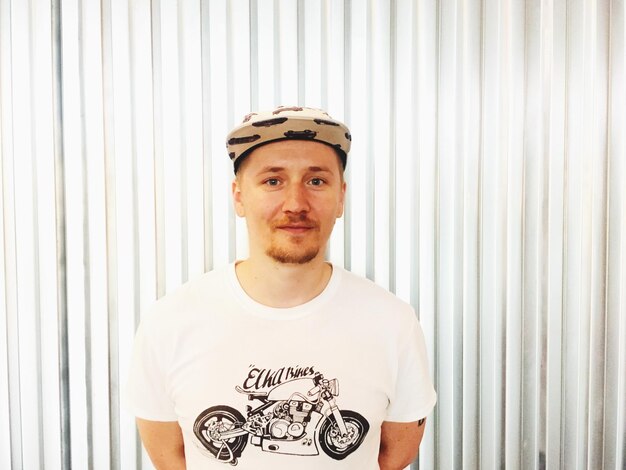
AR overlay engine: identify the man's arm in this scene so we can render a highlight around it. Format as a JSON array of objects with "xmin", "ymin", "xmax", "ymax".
[
  {"xmin": 378, "ymin": 418, "xmax": 427, "ymax": 470},
  {"xmin": 136, "ymin": 418, "xmax": 186, "ymax": 470}
]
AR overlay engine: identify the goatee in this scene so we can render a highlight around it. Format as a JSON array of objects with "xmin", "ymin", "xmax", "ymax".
[
  {"xmin": 266, "ymin": 246, "xmax": 319, "ymax": 264},
  {"xmin": 267, "ymin": 213, "xmax": 320, "ymax": 264}
]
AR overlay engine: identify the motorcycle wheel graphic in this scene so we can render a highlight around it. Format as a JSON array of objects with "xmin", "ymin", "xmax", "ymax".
[
  {"xmin": 193, "ymin": 405, "xmax": 248, "ymax": 465},
  {"xmin": 318, "ymin": 410, "xmax": 370, "ymax": 460}
]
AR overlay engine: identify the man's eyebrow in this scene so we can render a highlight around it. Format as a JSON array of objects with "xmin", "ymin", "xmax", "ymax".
[
  {"xmin": 307, "ymin": 166, "xmax": 332, "ymax": 173},
  {"xmin": 255, "ymin": 166, "xmax": 333, "ymax": 174},
  {"xmin": 256, "ymin": 166, "xmax": 285, "ymax": 174}
]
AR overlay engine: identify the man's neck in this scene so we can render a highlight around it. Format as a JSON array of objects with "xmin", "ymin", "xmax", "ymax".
[{"xmin": 234, "ymin": 255, "xmax": 332, "ymax": 308}]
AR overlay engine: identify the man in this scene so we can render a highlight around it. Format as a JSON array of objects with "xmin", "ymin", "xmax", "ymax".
[{"xmin": 127, "ymin": 106, "xmax": 436, "ymax": 469}]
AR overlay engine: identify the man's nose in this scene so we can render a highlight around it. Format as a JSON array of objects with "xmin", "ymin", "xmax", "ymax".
[{"xmin": 283, "ymin": 183, "xmax": 310, "ymax": 213}]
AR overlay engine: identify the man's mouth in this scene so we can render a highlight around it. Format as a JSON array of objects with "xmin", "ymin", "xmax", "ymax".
[
  {"xmin": 273, "ymin": 217, "xmax": 319, "ymax": 235},
  {"xmin": 276, "ymin": 224, "xmax": 316, "ymax": 234}
]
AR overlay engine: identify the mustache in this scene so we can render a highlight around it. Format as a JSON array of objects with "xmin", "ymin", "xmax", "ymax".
[{"xmin": 271, "ymin": 214, "xmax": 319, "ymax": 229}]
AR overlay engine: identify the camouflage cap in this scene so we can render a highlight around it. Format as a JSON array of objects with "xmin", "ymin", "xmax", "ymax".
[{"xmin": 226, "ymin": 106, "xmax": 352, "ymax": 172}]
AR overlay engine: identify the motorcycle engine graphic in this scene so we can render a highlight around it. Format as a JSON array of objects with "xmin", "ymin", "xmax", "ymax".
[{"xmin": 193, "ymin": 373, "xmax": 370, "ymax": 465}]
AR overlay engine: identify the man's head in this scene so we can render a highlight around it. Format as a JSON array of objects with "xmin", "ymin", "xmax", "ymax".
[{"xmin": 229, "ymin": 107, "xmax": 350, "ymax": 265}]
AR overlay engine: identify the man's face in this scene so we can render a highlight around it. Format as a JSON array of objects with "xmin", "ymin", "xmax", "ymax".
[{"xmin": 233, "ymin": 140, "xmax": 346, "ymax": 265}]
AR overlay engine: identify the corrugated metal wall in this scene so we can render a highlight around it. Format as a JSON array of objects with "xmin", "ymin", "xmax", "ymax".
[{"xmin": 1, "ymin": 1, "xmax": 624, "ymax": 469}]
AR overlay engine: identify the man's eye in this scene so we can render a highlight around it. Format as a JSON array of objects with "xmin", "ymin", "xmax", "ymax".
[
  {"xmin": 264, "ymin": 178, "xmax": 280, "ymax": 186},
  {"xmin": 309, "ymin": 178, "xmax": 325, "ymax": 186}
]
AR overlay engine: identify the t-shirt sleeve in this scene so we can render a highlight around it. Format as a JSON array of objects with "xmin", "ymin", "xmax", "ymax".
[
  {"xmin": 125, "ymin": 320, "xmax": 178, "ymax": 421},
  {"xmin": 385, "ymin": 315, "xmax": 437, "ymax": 422}
]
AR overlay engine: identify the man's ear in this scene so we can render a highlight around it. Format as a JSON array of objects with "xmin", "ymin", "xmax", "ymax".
[
  {"xmin": 336, "ymin": 181, "xmax": 347, "ymax": 218},
  {"xmin": 232, "ymin": 178, "xmax": 245, "ymax": 217}
]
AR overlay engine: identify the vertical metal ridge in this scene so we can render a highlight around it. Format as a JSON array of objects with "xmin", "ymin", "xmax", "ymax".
[
  {"xmin": 249, "ymin": 0, "xmax": 258, "ymax": 110},
  {"xmin": 544, "ymin": 3, "xmax": 567, "ymax": 468},
  {"xmin": 587, "ymin": 4, "xmax": 610, "ymax": 468},
  {"xmin": 433, "ymin": 0, "xmax": 441, "ymax": 466},
  {"xmin": 225, "ymin": 1, "xmax": 234, "ymax": 125},
  {"xmin": 564, "ymin": 5, "xmax": 587, "ymax": 467},
  {"xmin": 365, "ymin": 0, "xmax": 374, "ymax": 281},
  {"xmin": 77, "ymin": 0, "xmax": 93, "ymax": 465},
  {"xmin": 100, "ymin": 0, "xmax": 120, "ymax": 467},
  {"xmin": 559, "ymin": 1, "xmax": 571, "ymax": 468},
  {"xmin": 588, "ymin": 4, "xmax": 611, "ymax": 469},
  {"xmin": 521, "ymin": 0, "xmax": 545, "ymax": 467},
  {"xmin": 604, "ymin": 5, "xmax": 626, "ymax": 468},
  {"xmin": 537, "ymin": 2, "xmax": 548, "ymax": 463},
  {"xmin": 273, "ymin": 1, "xmax": 281, "ymax": 104},
  {"xmin": 29, "ymin": 0, "xmax": 44, "ymax": 465},
  {"xmin": 226, "ymin": 0, "xmax": 236, "ymax": 263},
  {"xmin": 559, "ymin": 152, "xmax": 570, "ymax": 469},
  {"xmin": 601, "ymin": 101, "xmax": 612, "ymax": 470},
  {"xmin": 496, "ymin": 1, "xmax": 508, "ymax": 464},
  {"xmin": 499, "ymin": 3, "xmax": 517, "ymax": 466},
  {"xmin": 388, "ymin": 0, "xmax": 396, "ymax": 295},
  {"xmin": 177, "ymin": 1, "xmax": 188, "ymax": 282},
  {"xmin": 127, "ymin": 2, "xmax": 141, "ymax": 465},
  {"xmin": 408, "ymin": 0, "xmax": 418, "ymax": 312},
  {"xmin": 618, "ymin": 279, "xmax": 626, "ymax": 468},
  {"xmin": 463, "ymin": 0, "xmax": 483, "ymax": 466},
  {"xmin": 76, "ymin": 0, "xmax": 94, "ymax": 465},
  {"xmin": 539, "ymin": 2, "xmax": 554, "ymax": 467},
  {"xmin": 455, "ymin": 3, "xmax": 469, "ymax": 465},
  {"xmin": 343, "ymin": 0, "xmax": 352, "ymax": 271},
  {"xmin": 297, "ymin": 0, "xmax": 305, "ymax": 104},
  {"xmin": 199, "ymin": 0, "xmax": 213, "ymax": 272},
  {"xmin": 475, "ymin": 0, "xmax": 485, "ymax": 467},
  {"xmin": 51, "ymin": 0, "xmax": 72, "ymax": 467},
  {"xmin": 408, "ymin": 0, "xmax": 418, "ymax": 314},
  {"xmin": 578, "ymin": 4, "xmax": 594, "ymax": 465},
  {"xmin": 127, "ymin": 0, "xmax": 140, "ymax": 325},
  {"xmin": 0, "ymin": 1, "xmax": 23, "ymax": 466},
  {"xmin": 0, "ymin": 169, "xmax": 21, "ymax": 470},
  {"xmin": 320, "ymin": 0, "xmax": 329, "ymax": 110},
  {"xmin": 3, "ymin": 186, "xmax": 22, "ymax": 469},
  {"xmin": 601, "ymin": 5, "xmax": 614, "ymax": 469},
  {"xmin": 150, "ymin": 0, "xmax": 166, "ymax": 297},
  {"xmin": 472, "ymin": 0, "xmax": 486, "ymax": 461}
]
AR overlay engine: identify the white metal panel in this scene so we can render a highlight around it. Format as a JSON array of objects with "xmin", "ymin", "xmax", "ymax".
[{"xmin": 1, "ymin": 1, "xmax": 625, "ymax": 469}]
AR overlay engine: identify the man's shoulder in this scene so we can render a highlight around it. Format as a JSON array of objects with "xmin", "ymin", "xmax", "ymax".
[
  {"xmin": 140, "ymin": 264, "xmax": 231, "ymax": 325},
  {"xmin": 335, "ymin": 266, "xmax": 415, "ymax": 319}
]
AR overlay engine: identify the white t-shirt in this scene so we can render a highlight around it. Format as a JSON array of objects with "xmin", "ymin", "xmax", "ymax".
[{"xmin": 126, "ymin": 263, "xmax": 436, "ymax": 469}]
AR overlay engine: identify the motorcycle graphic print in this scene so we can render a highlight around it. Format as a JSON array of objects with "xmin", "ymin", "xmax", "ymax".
[{"xmin": 193, "ymin": 370, "xmax": 370, "ymax": 465}]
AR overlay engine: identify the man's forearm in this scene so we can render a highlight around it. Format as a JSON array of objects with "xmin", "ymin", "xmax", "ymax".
[
  {"xmin": 136, "ymin": 418, "xmax": 186, "ymax": 470},
  {"xmin": 378, "ymin": 448, "xmax": 415, "ymax": 470},
  {"xmin": 378, "ymin": 419, "xmax": 426, "ymax": 470}
]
